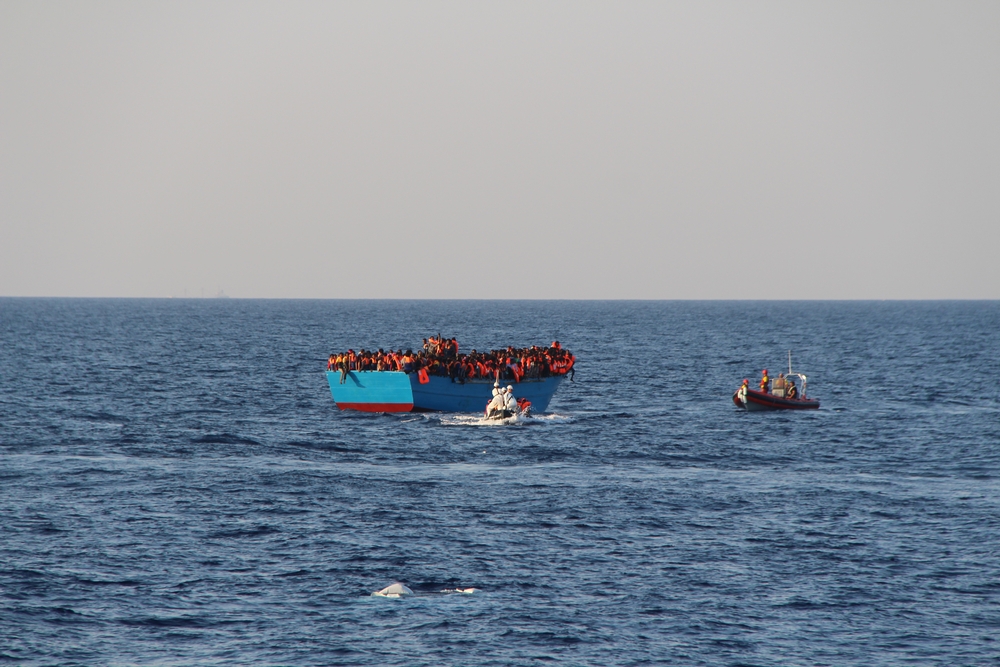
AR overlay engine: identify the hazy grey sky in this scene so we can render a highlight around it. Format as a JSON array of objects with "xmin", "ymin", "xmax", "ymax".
[{"xmin": 2, "ymin": 1, "xmax": 997, "ymax": 298}]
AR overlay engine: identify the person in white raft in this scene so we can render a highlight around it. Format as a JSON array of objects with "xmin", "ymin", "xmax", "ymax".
[
  {"xmin": 485, "ymin": 389, "xmax": 507, "ymax": 419},
  {"xmin": 372, "ymin": 581, "xmax": 477, "ymax": 596},
  {"xmin": 372, "ymin": 582, "xmax": 413, "ymax": 598},
  {"xmin": 503, "ymin": 386, "xmax": 518, "ymax": 413},
  {"xmin": 486, "ymin": 385, "xmax": 521, "ymax": 420}
]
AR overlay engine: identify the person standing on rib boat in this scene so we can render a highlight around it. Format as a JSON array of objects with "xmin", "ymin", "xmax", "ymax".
[
  {"xmin": 485, "ymin": 390, "xmax": 506, "ymax": 419},
  {"xmin": 503, "ymin": 386, "xmax": 518, "ymax": 413}
]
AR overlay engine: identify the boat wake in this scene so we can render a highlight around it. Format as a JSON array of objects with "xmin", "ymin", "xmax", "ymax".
[{"xmin": 437, "ymin": 413, "xmax": 573, "ymax": 427}]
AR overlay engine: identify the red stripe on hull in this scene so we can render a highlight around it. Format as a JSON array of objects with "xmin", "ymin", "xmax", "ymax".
[
  {"xmin": 733, "ymin": 390, "xmax": 819, "ymax": 410},
  {"xmin": 336, "ymin": 402, "xmax": 413, "ymax": 413}
]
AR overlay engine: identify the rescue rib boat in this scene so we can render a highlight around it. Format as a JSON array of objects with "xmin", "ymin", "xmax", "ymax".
[
  {"xmin": 733, "ymin": 388, "xmax": 819, "ymax": 411},
  {"xmin": 733, "ymin": 351, "xmax": 820, "ymax": 411}
]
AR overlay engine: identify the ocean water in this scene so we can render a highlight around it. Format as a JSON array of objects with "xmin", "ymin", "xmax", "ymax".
[{"xmin": 1, "ymin": 298, "xmax": 999, "ymax": 666}]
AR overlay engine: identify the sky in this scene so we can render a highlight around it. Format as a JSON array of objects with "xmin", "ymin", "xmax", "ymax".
[{"xmin": 1, "ymin": 1, "xmax": 997, "ymax": 299}]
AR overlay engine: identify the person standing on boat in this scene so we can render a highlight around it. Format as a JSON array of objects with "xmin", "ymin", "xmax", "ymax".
[
  {"xmin": 759, "ymin": 369, "xmax": 770, "ymax": 393},
  {"xmin": 786, "ymin": 380, "xmax": 798, "ymax": 400},
  {"xmin": 338, "ymin": 354, "xmax": 349, "ymax": 384},
  {"xmin": 738, "ymin": 379, "xmax": 749, "ymax": 402},
  {"xmin": 503, "ymin": 386, "xmax": 518, "ymax": 413},
  {"xmin": 486, "ymin": 390, "xmax": 506, "ymax": 418}
]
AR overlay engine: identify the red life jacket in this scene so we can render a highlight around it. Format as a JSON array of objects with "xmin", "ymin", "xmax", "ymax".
[{"xmin": 512, "ymin": 364, "xmax": 523, "ymax": 382}]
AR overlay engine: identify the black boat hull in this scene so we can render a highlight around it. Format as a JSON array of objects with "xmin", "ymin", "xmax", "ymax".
[{"xmin": 733, "ymin": 389, "xmax": 819, "ymax": 411}]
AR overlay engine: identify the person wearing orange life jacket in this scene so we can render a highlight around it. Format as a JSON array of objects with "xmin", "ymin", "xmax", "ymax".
[
  {"xmin": 504, "ymin": 356, "xmax": 519, "ymax": 382},
  {"xmin": 759, "ymin": 369, "xmax": 770, "ymax": 393},
  {"xmin": 508, "ymin": 356, "xmax": 523, "ymax": 382},
  {"xmin": 337, "ymin": 353, "xmax": 349, "ymax": 384},
  {"xmin": 524, "ymin": 355, "xmax": 537, "ymax": 379},
  {"xmin": 565, "ymin": 353, "xmax": 576, "ymax": 380}
]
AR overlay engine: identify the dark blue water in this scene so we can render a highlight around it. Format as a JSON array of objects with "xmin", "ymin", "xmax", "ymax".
[{"xmin": 2, "ymin": 299, "xmax": 999, "ymax": 666}]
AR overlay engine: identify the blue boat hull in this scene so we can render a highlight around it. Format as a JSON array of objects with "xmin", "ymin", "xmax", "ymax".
[
  {"xmin": 326, "ymin": 371, "xmax": 564, "ymax": 413},
  {"xmin": 325, "ymin": 370, "xmax": 414, "ymax": 412}
]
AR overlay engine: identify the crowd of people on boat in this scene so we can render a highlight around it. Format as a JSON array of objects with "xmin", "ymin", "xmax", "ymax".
[{"xmin": 327, "ymin": 336, "xmax": 575, "ymax": 385}]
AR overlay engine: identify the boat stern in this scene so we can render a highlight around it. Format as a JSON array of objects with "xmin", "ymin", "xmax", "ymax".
[{"xmin": 326, "ymin": 371, "xmax": 414, "ymax": 412}]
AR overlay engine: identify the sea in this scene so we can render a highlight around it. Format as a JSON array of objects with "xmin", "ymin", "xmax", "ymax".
[{"xmin": 2, "ymin": 299, "xmax": 998, "ymax": 666}]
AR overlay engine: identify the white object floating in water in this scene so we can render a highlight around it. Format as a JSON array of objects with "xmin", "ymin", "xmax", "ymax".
[
  {"xmin": 372, "ymin": 582, "xmax": 413, "ymax": 598},
  {"xmin": 441, "ymin": 587, "xmax": 478, "ymax": 594}
]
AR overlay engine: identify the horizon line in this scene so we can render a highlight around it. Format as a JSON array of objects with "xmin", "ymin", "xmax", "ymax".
[{"xmin": 2, "ymin": 296, "xmax": 998, "ymax": 303}]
